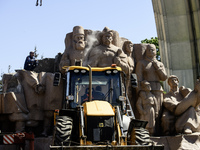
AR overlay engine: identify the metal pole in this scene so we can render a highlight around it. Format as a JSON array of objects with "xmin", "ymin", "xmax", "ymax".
[{"xmin": 88, "ymin": 65, "xmax": 92, "ymax": 102}]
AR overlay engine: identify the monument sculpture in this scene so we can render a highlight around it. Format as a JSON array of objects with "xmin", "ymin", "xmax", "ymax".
[
  {"xmin": 1, "ymin": 70, "xmax": 63, "ymax": 136},
  {"xmin": 87, "ymin": 27, "xmax": 129, "ymax": 75},
  {"xmin": 136, "ymin": 80, "xmax": 158, "ymax": 135},
  {"xmin": 2, "ymin": 26, "xmax": 200, "ymax": 150},
  {"xmin": 136, "ymin": 44, "xmax": 167, "ymax": 113},
  {"xmin": 162, "ymin": 75, "xmax": 200, "ymax": 135},
  {"xmin": 122, "ymin": 40, "xmax": 135, "ymax": 90},
  {"xmin": 135, "ymin": 44, "xmax": 167, "ymax": 135}
]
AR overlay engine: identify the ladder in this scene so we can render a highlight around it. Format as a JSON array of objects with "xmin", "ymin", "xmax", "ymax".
[
  {"xmin": 121, "ymin": 82, "xmax": 135, "ymax": 119},
  {"xmin": 126, "ymin": 94, "xmax": 135, "ymax": 119}
]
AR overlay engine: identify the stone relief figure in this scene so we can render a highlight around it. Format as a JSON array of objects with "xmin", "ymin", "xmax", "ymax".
[
  {"xmin": 136, "ymin": 81, "xmax": 158, "ymax": 135},
  {"xmin": 87, "ymin": 27, "xmax": 129, "ymax": 74},
  {"xmin": 136, "ymin": 44, "xmax": 167, "ymax": 113},
  {"xmin": 16, "ymin": 70, "xmax": 45, "ymax": 127},
  {"xmin": 1, "ymin": 74, "xmax": 29, "ymax": 133},
  {"xmin": 17, "ymin": 70, "xmax": 63, "ymax": 136},
  {"xmin": 59, "ymin": 26, "xmax": 87, "ymax": 71},
  {"xmin": 162, "ymin": 75, "xmax": 200, "ymax": 135},
  {"xmin": 122, "ymin": 41, "xmax": 134, "ymax": 74},
  {"xmin": 122, "ymin": 41, "xmax": 135, "ymax": 90},
  {"xmin": 2, "ymin": 70, "xmax": 63, "ymax": 135},
  {"xmin": 39, "ymin": 72, "xmax": 63, "ymax": 136},
  {"xmin": 135, "ymin": 44, "xmax": 167, "ymax": 134}
]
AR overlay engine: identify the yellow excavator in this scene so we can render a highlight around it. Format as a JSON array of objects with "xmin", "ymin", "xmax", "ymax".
[{"xmin": 50, "ymin": 65, "xmax": 164, "ymax": 150}]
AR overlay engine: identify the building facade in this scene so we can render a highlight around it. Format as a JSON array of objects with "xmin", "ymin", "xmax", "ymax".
[{"xmin": 152, "ymin": 0, "xmax": 200, "ymax": 89}]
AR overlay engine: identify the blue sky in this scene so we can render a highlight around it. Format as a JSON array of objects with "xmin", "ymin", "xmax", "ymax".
[{"xmin": 0, "ymin": 0, "xmax": 157, "ymax": 76}]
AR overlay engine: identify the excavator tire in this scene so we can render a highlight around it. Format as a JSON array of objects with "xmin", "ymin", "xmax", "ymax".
[{"xmin": 53, "ymin": 116, "xmax": 73, "ymax": 146}]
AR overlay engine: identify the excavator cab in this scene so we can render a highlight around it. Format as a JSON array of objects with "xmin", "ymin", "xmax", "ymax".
[{"xmin": 66, "ymin": 66, "xmax": 125, "ymax": 109}]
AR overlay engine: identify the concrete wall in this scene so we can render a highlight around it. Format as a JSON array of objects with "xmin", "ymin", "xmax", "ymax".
[{"xmin": 152, "ymin": 0, "xmax": 200, "ymax": 90}]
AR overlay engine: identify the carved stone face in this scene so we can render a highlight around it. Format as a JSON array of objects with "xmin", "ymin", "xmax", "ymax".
[
  {"xmin": 125, "ymin": 42, "xmax": 133, "ymax": 54},
  {"xmin": 141, "ymin": 81, "xmax": 151, "ymax": 91},
  {"xmin": 169, "ymin": 77, "xmax": 179, "ymax": 87},
  {"xmin": 146, "ymin": 45, "xmax": 156, "ymax": 58},
  {"xmin": 144, "ymin": 83, "xmax": 151, "ymax": 91},
  {"xmin": 102, "ymin": 33, "xmax": 113, "ymax": 46},
  {"xmin": 73, "ymin": 34, "xmax": 85, "ymax": 50}
]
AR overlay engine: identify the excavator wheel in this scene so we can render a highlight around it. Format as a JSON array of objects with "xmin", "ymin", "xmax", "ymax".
[{"xmin": 53, "ymin": 116, "xmax": 73, "ymax": 146}]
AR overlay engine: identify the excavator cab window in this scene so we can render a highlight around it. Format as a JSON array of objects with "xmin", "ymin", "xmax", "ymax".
[{"xmin": 68, "ymin": 69, "xmax": 122, "ymax": 106}]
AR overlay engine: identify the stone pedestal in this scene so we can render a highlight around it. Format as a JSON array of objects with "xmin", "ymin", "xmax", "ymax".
[
  {"xmin": 1, "ymin": 134, "xmax": 200, "ymax": 150},
  {"xmin": 151, "ymin": 133, "xmax": 200, "ymax": 150}
]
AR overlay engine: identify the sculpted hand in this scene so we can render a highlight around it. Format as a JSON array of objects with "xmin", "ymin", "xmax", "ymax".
[
  {"xmin": 114, "ymin": 57, "xmax": 121, "ymax": 65},
  {"xmin": 152, "ymin": 59, "xmax": 161, "ymax": 70}
]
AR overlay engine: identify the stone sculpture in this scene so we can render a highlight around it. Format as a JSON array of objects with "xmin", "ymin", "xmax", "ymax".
[
  {"xmin": 122, "ymin": 40, "xmax": 135, "ymax": 102},
  {"xmin": 59, "ymin": 26, "xmax": 87, "ymax": 71},
  {"xmin": 136, "ymin": 44, "xmax": 167, "ymax": 113},
  {"xmin": 122, "ymin": 41, "xmax": 134, "ymax": 75},
  {"xmin": 16, "ymin": 70, "xmax": 44, "ymax": 128},
  {"xmin": 162, "ymin": 75, "xmax": 200, "ymax": 135},
  {"xmin": 1, "ymin": 26, "xmax": 171, "ymax": 137},
  {"xmin": 1, "ymin": 70, "xmax": 63, "ymax": 136},
  {"xmin": 87, "ymin": 27, "xmax": 129, "ymax": 74},
  {"xmin": 136, "ymin": 81, "xmax": 158, "ymax": 135},
  {"xmin": 135, "ymin": 44, "xmax": 167, "ymax": 134},
  {"xmin": 0, "ymin": 92, "xmax": 28, "ymax": 133},
  {"xmin": 39, "ymin": 72, "xmax": 63, "ymax": 136},
  {"xmin": 1, "ymin": 73, "xmax": 28, "ymax": 132}
]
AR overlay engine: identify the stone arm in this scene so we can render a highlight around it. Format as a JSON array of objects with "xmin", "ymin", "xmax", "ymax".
[
  {"xmin": 163, "ymin": 97, "xmax": 179, "ymax": 114},
  {"xmin": 114, "ymin": 49, "xmax": 129, "ymax": 75},
  {"xmin": 21, "ymin": 71, "xmax": 39, "ymax": 88},
  {"xmin": 153, "ymin": 95, "xmax": 158, "ymax": 117},
  {"xmin": 17, "ymin": 70, "xmax": 42, "ymax": 94},
  {"xmin": 174, "ymin": 90, "xmax": 197, "ymax": 116},
  {"xmin": 152, "ymin": 60, "xmax": 167, "ymax": 81}
]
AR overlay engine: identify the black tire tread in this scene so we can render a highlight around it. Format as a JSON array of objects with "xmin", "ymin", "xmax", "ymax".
[{"xmin": 53, "ymin": 116, "xmax": 73, "ymax": 146}]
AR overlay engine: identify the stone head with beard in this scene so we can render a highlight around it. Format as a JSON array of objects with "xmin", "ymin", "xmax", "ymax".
[
  {"xmin": 72, "ymin": 26, "xmax": 86, "ymax": 50},
  {"xmin": 59, "ymin": 26, "xmax": 87, "ymax": 72}
]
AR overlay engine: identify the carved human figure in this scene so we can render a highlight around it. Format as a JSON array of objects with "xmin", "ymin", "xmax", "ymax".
[
  {"xmin": 59, "ymin": 26, "xmax": 87, "ymax": 71},
  {"xmin": 87, "ymin": 27, "xmax": 129, "ymax": 74},
  {"xmin": 122, "ymin": 41, "xmax": 134, "ymax": 74},
  {"xmin": 122, "ymin": 41, "xmax": 135, "ymax": 90},
  {"xmin": 16, "ymin": 70, "xmax": 45, "ymax": 127},
  {"xmin": 136, "ymin": 81, "xmax": 158, "ymax": 135},
  {"xmin": 39, "ymin": 72, "xmax": 63, "ymax": 136},
  {"xmin": 135, "ymin": 44, "xmax": 167, "ymax": 135},
  {"xmin": 162, "ymin": 75, "xmax": 200, "ymax": 135},
  {"xmin": 136, "ymin": 44, "xmax": 167, "ymax": 111},
  {"xmin": 1, "ymin": 74, "xmax": 28, "ymax": 133}
]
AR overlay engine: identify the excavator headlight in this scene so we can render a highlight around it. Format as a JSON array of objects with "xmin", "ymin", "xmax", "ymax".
[
  {"xmin": 106, "ymin": 70, "xmax": 112, "ymax": 74},
  {"xmin": 113, "ymin": 70, "xmax": 118, "ymax": 74},
  {"xmin": 74, "ymin": 69, "xmax": 79, "ymax": 73},
  {"xmin": 81, "ymin": 69, "xmax": 86, "ymax": 73}
]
